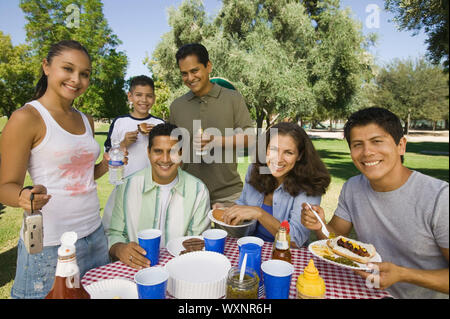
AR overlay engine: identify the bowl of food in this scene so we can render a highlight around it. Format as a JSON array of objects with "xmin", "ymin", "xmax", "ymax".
[{"xmin": 208, "ymin": 208, "xmax": 256, "ymax": 238}]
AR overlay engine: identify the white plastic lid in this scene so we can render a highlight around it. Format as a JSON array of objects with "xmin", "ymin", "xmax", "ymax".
[{"xmin": 58, "ymin": 232, "xmax": 78, "ymax": 257}]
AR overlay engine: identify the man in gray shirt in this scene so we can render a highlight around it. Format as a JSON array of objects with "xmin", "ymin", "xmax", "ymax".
[{"xmin": 301, "ymin": 107, "xmax": 449, "ymax": 299}]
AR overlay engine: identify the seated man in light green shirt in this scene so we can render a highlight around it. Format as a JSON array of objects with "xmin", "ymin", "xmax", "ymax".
[{"xmin": 104, "ymin": 123, "xmax": 211, "ymax": 269}]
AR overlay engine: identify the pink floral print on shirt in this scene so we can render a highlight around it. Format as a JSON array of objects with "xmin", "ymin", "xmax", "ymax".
[{"xmin": 59, "ymin": 150, "xmax": 95, "ymax": 196}]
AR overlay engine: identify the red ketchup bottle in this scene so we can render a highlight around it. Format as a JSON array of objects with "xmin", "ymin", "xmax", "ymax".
[{"xmin": 45, "ymin": 232, "xmax": 90, "ymax": 299}]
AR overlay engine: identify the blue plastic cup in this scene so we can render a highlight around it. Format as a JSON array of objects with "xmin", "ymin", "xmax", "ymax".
[
  {"xmin": 261, "ymin": 259, "xmax": 294, "ymax": 299},
  {"xmin": 137, "ymin": 229, "xmax": 161, "ymax": 266},
  {"xmin": 134, "ymin": 266, "xmax": 169, "ymax": 299},
  {"xmin": 238, "ymin": 243, "xmax": 262, "ymax": 286},
  {"xmin": 202, "ymin": 229, "xmax": 227, "ymax": 254}
]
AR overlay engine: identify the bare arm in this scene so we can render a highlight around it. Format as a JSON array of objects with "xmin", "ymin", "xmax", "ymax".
[
  {"xmin": 355, "ymin": 247, "xmax": 449, "ymax": 294},
  {"xmin": 300, "ymin": 203, "xmax": 353, "ymax": 239},
  {"xmin": 0, "ymin": 106, "xmax": 51, "ymax": 209},
  {"xmin": 223, "ymin": 205, "xmax": 281, "ymax": 236}
]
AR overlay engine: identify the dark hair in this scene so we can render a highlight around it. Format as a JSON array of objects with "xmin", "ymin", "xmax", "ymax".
[
  {"xmin": 249, "ymin": 122, "xmax": 331, "ymax": 197},
  {"xmin": 148, "ymin": 123, "xmax": 182, "ymax": 150},
  {"xmin": 175, "ymin": 43, "xmax": 209, "ymax": 67},
  {"xmin": 130, "ymin": 75, "xmax": 155, "ymax": 92},
  {"xmin": 343, "ymin": 107, "xmax": 405, "ymax": 163},
  {"xmin": 33, "ymin": 40, "xmax": 91, "ymax": 100}
]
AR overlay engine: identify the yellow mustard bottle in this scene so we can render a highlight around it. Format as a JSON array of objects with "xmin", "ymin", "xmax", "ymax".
[{"xmin": 296, "ymin": 259, "xmax": 326, "ymax": 299}]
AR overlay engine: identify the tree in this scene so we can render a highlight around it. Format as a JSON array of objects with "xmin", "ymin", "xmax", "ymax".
[
  {"xmin": 149, "ymin": 0, "xmax": 373, "ymax": 128},
  {"xmin": 19, "ymin": 0, "xmax": 129, "ymax": 119},
  {"xmin": 370, "ymin": 57, "xmax": 449, "ymax": 133},
  {"xmin": 306, "ymin": 1, "xmax": 377, "ymax": 128},
  {"xmin": 0, "ymin": 31, "xmax": 35, "ymax": 118},
  {"xmin": 385, "ymin": 0, "xmax": 449, "ymax": 73}
]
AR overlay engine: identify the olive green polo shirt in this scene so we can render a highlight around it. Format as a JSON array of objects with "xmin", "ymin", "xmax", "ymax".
[{"xmin": 169, "ymin": 83, "xmax": 254, "ymax": 203}]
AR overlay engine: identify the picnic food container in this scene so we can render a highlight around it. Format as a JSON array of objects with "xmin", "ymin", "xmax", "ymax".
[
  {"xmin": 208, "ymin": 209, "xmax": 256, "ymax": 238},
  {"xmin": 226, "ymin": 267, "xmax": 259, "ymax": 299},
  {"xmin": 164, "ymin": 251, "xmax": 231, "ymax": 299}
]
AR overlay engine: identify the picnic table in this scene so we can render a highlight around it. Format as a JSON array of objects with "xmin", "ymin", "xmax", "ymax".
[{"xmin": 82, "ymin": 236, "xmax": 392, "ymax": 299}]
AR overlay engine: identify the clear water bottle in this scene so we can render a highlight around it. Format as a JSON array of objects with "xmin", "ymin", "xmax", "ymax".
[{"xmin": 108, "ymin": 139, "xmax": 124, "ymax": 185}]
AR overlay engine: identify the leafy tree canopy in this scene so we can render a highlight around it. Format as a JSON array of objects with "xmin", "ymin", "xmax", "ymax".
[
  {"xmin": 370, "ymin": 57, "xmax": 449, "ymax": 131},
  {"xmin": 0, "ymin": 31, "xmax": 35, "ymax": 118},
  {"xmin": 149, "ymin": 0, "xmax": 374, "ymax": 128},
  {"xmin": 19, "ymin": 0, "xmax": 129, "ymax": 119},
  {"xmin": 385, "ymin": 0, "xmax": 449, "ymax": 73}
]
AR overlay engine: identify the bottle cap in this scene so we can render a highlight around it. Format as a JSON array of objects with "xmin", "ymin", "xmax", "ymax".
[
  {"xmin": 281, "ymin": 220, "xmax": 290, "ymax": 233},
  {"xmin": 58, "ymin": 232, "xmax": 78, "ymax": 257},
  {"xmin": 304, "ymin": 259, "xmax": 318, "ymax": 276}
]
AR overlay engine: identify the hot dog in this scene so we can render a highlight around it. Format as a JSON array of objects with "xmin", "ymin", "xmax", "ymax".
[{"xmin": 326, "ymin": 236, "xmax": 376, "ymax": 264}]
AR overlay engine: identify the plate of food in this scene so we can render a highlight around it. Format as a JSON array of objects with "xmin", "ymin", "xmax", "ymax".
[
  {"xmin": 84, "ymin": 278, "xmax": 138, "ymax": 299},
  {"xmin": 308, "ymin": 236, "xmax": 381, "ymax": 271},
  {"xmin": 166, "ymin": 235, "xmax": 205, "ymax": 257}
]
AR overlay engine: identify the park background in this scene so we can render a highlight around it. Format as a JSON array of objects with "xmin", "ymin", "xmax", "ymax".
[{"xmin": 0, "ymin": 0, "xmax": 448, "ymax": 299}]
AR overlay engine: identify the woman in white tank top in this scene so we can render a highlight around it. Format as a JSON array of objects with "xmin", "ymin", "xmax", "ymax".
[{"xmin": 0, "ymin": 40, "xmax": 115, "ymax": 298}]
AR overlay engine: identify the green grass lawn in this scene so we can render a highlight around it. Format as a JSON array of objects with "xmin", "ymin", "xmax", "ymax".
[{"xmin": 0, "ymin": 124, "xmax": 448, "ymax": 298}]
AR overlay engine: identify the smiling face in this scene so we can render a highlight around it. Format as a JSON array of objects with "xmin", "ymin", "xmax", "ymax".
[
  {"xmin": 128, "ymin": 84, "xmax": 155, "ymax": 118},
  {"xmin": 178, "ymin": 54, "xmax": 213, "ymax": 97},
  {"xmin": 42, "ymin": 49, "xmax": 91, "ymax": 102},
  {"xmin": 266, "ymin": 133, "xmax": 301, "ymax": 185},
  {"xmin": 148, "ymin": 136, "xmax": 181, "ymax": 185},
  {"xmin": 349, "ymin": 123, "xmax": 408, "ymax": 191}
]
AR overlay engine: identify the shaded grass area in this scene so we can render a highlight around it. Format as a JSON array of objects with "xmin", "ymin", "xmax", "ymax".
[{"xmin": 0, "ymin": 132, "xmax": 448, "ymax": 298}]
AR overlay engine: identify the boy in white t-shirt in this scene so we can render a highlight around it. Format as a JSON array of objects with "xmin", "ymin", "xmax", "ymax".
[{"xmin": 105, "ymin": 75, "xmax": 164, "ymax": 178}]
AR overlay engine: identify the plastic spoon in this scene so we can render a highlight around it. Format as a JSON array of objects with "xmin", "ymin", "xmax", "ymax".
[
  {"xmin": 306, "ymin": 202, "xmax": 330, "ymax": 238},
  {"xmin": 239, "ymin": 253, "xmax": 248, "ymax": 282}
]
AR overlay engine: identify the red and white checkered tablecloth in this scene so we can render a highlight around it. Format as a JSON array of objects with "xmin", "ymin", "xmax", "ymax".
[{"xmin": 82, "ymin": 237, "xmax": 392, "ymax": 299}]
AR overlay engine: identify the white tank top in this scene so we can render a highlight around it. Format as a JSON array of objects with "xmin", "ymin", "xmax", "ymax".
[{"xmin": 22, "ymin": 100, "xmax": 102, "ymax": 246}]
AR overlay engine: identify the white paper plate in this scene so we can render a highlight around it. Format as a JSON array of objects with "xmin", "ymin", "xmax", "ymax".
[
  {"xmin": 84, "ymin": 278, "xmax": 138, "ymax": 299},
  {"xmin": 166, "ymin": 235, "xmax": 204, "ymax": 257},
  {"xmin": 308, "ymin": 239, "xmax": 382, "ymax": 271},
  {"xmin": 208, "ymin": 209, "xmax": 256, "ymax": 228},
  {"xmin": 165, "ymin": 251, "xmax": 231, "ymax": 299}
]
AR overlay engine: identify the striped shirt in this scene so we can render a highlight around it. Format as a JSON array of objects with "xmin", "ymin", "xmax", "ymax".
[{"xmin": 105, "ymin": 167, "xmax": 211, "ymax": 248}]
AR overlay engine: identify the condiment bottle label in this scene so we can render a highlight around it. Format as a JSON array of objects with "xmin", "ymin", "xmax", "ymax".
[
  {"xmin": 65, "ymin": 274, "xmax": 80, "ymax": 289},
  {"xmin": 275, "ymin": 240, "xmax": 289, "ymax": 250}
]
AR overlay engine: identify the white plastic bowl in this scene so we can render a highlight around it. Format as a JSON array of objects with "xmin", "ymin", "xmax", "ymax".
[
  {"xmin": 208, "ymin": 209, "xmax": 256, "ymax": 238},
  {"xmin": 164, "ymin": 251, "xmax": 231, "ymax": 299}
]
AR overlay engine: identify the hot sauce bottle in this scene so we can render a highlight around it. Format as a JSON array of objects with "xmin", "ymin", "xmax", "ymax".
[
  {"xmin": 45, "ymin": 232, "xmax": 90, "ymax": 299},
  {"xmin": 271, "ymin": 221, "xmax": 292, "ymax": 263}
]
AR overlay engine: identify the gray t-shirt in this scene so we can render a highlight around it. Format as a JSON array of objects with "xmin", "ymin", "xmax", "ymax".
[{"xmin": 334, "ymin": 171, "xmax": 449, "ymax": 299}]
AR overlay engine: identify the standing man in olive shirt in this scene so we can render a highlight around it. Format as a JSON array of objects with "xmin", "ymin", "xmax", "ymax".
[{"xmin": 169, "ymin": 43, "xmax": 254, "ymax": 207}]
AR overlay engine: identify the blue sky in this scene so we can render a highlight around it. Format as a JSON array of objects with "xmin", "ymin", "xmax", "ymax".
[{"xmin": 0, "ymin": 0, "xmax": 428, "ymax": 79}]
